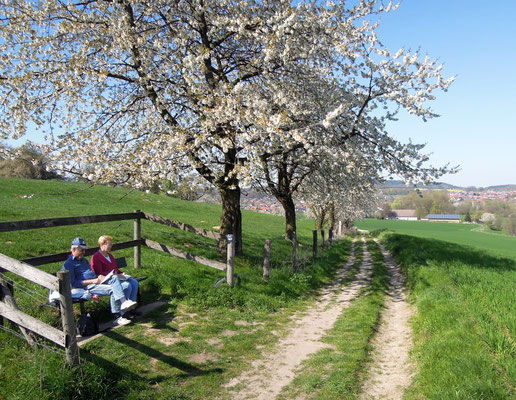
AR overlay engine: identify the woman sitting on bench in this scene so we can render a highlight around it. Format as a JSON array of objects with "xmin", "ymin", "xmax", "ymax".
[{"xmin": 91, "ymin": 235, "xmax": 140, "ymax": 318}]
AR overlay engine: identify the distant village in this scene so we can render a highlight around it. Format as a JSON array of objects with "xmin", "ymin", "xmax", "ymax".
[
  {"xmin": 240, "ymin": 194, "xmax": 307, "ymax": 215},
  {"xmin": 236, "ymin": 187, "xmax": 516, "ymax": 217},
  {"xmin": 445, "ymin": 188, "xmax": 516, "ymax": 203},
  {"xmin": 382, "ymin": 186, "xmax": 516, "ymax": 227}
]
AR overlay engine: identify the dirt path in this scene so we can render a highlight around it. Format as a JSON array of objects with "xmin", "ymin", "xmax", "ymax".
[
  {"xmin": 224, "ymin": 238, "xmax": 373, "ymax": 400},
  {"xmin": 360, "ymin": 239, "xmax": 415, "ymax": 400}
]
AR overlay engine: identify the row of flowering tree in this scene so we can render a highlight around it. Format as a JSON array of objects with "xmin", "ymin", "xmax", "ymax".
[{"xmin": 0, "ymin": 0, "xmax": 456, "ymax": 256}]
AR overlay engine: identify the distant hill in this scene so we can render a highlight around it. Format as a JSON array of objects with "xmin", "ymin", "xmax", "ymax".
[
  {"xmin": 380, "ymin": 180, "xmax": 458, "ymax": 190},
  {"xmin": 486, "ymin": 184, "xmax": 516, "ymax": 191},
  {"xmin": 379, "ymin": 180, "xmax": 516, "ymax": 192}
]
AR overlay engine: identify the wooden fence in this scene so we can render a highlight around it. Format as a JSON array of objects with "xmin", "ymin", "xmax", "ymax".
[
  {"xmin": 0, "ymin": 210, "xmax": 231, "ymax": 274},
  {"xmin": 0, "ymin": 210, "xmax": 233, "ymax": 366},
  {"xmin": 0, "ymin": 257, "xmax": 79, "ymax": 365},
  {"xmin": 262, "ymin": 224, "xmax": 344, "ymax": 279}
]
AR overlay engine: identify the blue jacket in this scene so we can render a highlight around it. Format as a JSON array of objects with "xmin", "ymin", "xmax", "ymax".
[{"xmin": 63, "ymin": 254, "xmax": 97, "ymax": 288}]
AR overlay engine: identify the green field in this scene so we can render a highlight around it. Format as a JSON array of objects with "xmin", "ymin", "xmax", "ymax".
[
  {"xmin": 0, "ymin": 177, "xmax": 352, "ymax": 400},
  {"xmin": 356, "ymin": 218, "xmax": 516, "ymax": 260},
  {"xmin": 358, "ymin": 218, "xmax": 515, "ymax": 398},
  {"xmin": 1, "ymin": 179, "xmax": 515, "ymax": 399}
]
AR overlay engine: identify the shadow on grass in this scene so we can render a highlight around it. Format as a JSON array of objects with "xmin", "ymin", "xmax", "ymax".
[
  {"xmin": 383, "ymin": 233, "xmax": 516, "ymax": 272},
  {"xmin": 95, "ymin": 329, "xmax": 223, "ymax": 379}
]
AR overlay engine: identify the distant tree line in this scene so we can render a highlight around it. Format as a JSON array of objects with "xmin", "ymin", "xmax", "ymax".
[{"xmin": 0, "ymin": 142, "xmax": 60, "ymax": 180}]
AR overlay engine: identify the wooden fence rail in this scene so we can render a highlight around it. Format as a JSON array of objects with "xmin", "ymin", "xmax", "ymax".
[
  {"xmin": 0, "ymin": 212, "xmax": 141, "ymax": 233},
  {"xmin": 0, "ymin": 253, "xmax": 59, "ymax": 291},
  {"xmin": 143, "ymin": 239, "xmax": 227, "ymax": 271},
  {"xmin": 142, "ymin": 212, "xmax": 222, "ymax": 241},
  {"xmin": 0, "ymin": 254, "xmax": 78, "ymax": 365},
  {"xmin": 21, "ymin": 240, "xmax": 143, "ymax": 267}
]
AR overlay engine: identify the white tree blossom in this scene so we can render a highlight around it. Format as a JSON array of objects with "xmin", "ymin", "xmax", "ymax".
[
  {"xmin": 300, "ymin": 146, "xmax": 379, "ymax": 231},
  {"xmin": 0, "ymin": 0, "xmax": 456, "ymax": 252}
]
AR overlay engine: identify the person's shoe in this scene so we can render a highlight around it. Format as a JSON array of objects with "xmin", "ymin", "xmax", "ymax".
[
  {"xmin": 92, "ymin": 294, "xmax": 100, "ymax": 303},
  {"xmin": 113, "ymin": 316, "xmax": 131, "ymax": 326},
  {"xmin": 120, "ymin": 299, "xmax": 137, "ymax": 311}
]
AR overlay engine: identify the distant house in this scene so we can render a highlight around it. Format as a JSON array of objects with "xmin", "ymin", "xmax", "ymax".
[
  {"xmin": 427, "ymin": 214, "xmax": 461, "ymax": 223},
  {"xmin": 391, "ymin": 209, "xmax": 418, "ymax": 221}
]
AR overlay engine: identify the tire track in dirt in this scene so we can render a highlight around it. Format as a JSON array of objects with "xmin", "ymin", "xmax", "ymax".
[
  {"xmin": 224, "ymin": 238, "xmax": 373, "ymax": 400},
  {"xmin": 360, "ymin": 239, "xmax": 415, "ymax": 400}
]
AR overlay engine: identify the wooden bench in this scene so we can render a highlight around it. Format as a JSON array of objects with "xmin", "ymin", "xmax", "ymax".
[
  {"xmin": 115, "ymin": 257, "xmax": 147, "ymax": 304},
  {"xmin": 48, "ymin": 257, "xmax": 147, "ymax": 314}
]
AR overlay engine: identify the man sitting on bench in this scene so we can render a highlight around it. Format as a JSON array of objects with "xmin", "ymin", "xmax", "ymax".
[{"xmin": 63, "ymin": 237, "xmax": 137, "ymax": 326}]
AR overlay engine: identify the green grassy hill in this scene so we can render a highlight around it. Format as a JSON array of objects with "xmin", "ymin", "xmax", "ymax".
[
  {"xmin": 0, "ymin": 177, "xmax": 314, "ymax": 261},
  {"xmin": 2, "ymin": 179, "xmax": 514, "ymax": 399},
  {"xmin": 0, "ymin": 177, "xmax": 351, "ymax": 400},
  {"xmin": 355, "ymin": 218, "xmax": 516, "ymax": 260}
]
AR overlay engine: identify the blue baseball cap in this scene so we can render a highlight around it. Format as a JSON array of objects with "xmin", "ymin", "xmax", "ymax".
[{"xmin": 71, "ymin": 237, "xmax": 89, "ymax": 249}]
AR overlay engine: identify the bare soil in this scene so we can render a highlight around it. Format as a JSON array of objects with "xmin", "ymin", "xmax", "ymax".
[
  {"xmin": 359, "ymin": 240, "xmax": 415, "ymax": 400},
  {"xmin": 224, "ymin": 238, "xmax": 373, "ymax": 400},
  {"xmin": 224, "ymin": 238, "xmax": 415, "ymax": 400}
]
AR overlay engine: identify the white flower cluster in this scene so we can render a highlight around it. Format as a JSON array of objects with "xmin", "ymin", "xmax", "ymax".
[{"xmin": 0, "ymin": 0, "xmax": 455, "ymax": 218}]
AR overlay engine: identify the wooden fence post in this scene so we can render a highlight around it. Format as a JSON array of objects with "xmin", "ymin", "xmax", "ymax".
[
  {"xmin": 7, "ymin": 279, "xmax": 14, "ymax": 330},
  {"xmin": 0, "ymin": 270, "xmax": 6, "ymax": 327},
  {"xmin": 57, "ymin": 270, "xmax": 79, "ymax": 367},
  {"xmin": 291, "ymin": 233, "xmax": 297, "ymax": 272},
  {"xmin": 320, "ymin": 229, "xmax": 325, "ymax": 251},
  {"xmin": 0, "ymin": 268, "xmax": 6, "ymax": 327},
  {"xmin": 338, "ymin": 221, "xmax": 342, "ymax": 238},
  {"xmin": 263, "ymin": 239, "xmax": 271, "ymax": 280},
  {"xmin": 313, "ymin": 230, "xmax": 318, "ymax": 259},
  {"xmin": 0, "ymin": 276, "xmax": 38, "ymax": 346},
  {"xmin": 134, "ymin": 210, "xmax": 141, "ymax": 269},
  {"xmin": 226, "ymin": 235, "xmax": 235, "ymax": 287}
]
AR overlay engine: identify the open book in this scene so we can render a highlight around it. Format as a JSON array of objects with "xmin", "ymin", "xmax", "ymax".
[
  {"xmin": 99, "ymin": 270, "xmax": 131, "ymax": 284},
  {"xmin": 99, "ymin": 270, "xmax": 114, "ymax": 284}
]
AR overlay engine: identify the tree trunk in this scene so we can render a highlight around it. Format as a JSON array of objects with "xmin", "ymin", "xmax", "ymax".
[
  {"xmin": 315, "ymin": 208, "xmax": 326, "ymax": 230},
  {"xmin": 327, "ymin": 202, "xmax": 335, "ymax": 233},
  {"xmin": 219, "ymin": 185, "xmax": 243, "ymax": 256},
  {"xmin": 193, "ymin": 144, "xmax": 244, "ymax": 257},
  {"xmin": 278, "ymin": 194, "xmax": 297, "ymax": 242}
]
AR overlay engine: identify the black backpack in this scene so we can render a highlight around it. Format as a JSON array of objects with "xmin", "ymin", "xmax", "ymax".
[{"xmin": 77, "ymin": 313, "xmax": 99, "ymax": 337}]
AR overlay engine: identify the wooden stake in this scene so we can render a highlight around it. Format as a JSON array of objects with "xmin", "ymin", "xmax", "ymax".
[
  {"xmin": 263, "ymin": 239, "xmax": 271, "ymax": 280},
  {"xmin": 312, "ymin": 230, "xmax": 318, "ymax": 259},
  {"xmin": 226, "ymin": 235, "xmax": 235, "ymax": 287},
  {"xmin": 134, "ymin": 209, "xmax": 141, "ymax": 268},
  {"xmin": 57, "ymin": 270, "xmax": 79, "ymax": 366}
]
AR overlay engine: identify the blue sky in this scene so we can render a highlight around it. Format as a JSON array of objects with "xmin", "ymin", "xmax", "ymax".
[{"xmin": 376, "ymin": 0, "xmax": 516, "ymax": 187}]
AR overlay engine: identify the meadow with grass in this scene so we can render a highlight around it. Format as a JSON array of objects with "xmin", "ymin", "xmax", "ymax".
[
  {"xmin": 0, "ymin": 177, "xmax": 353, "ymax": 400},
  {"xmin": 1, "ymin": 178, "xmax": 515, "ymax": 399},
  {"xmin": 356, "ymin": 218, "xmax": 516, "ymax": 260},
  {"xmin": 361, "ymin": 219, "xmax": 515, "ymax": 399}
]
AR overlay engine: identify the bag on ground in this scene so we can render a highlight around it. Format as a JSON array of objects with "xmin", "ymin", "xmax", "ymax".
[{"xmin": 77, "ymin": 313, "xmax": 99, "ymax": 337}]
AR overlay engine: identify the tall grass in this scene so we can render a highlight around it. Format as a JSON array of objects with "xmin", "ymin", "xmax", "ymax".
[
  {"xmin": 0, "ymin": 178, "xmax": 351, "ymax": 400},
  {"xmin": 380, "ymin": 232, "xmax": 515, "ymax": 399}
]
